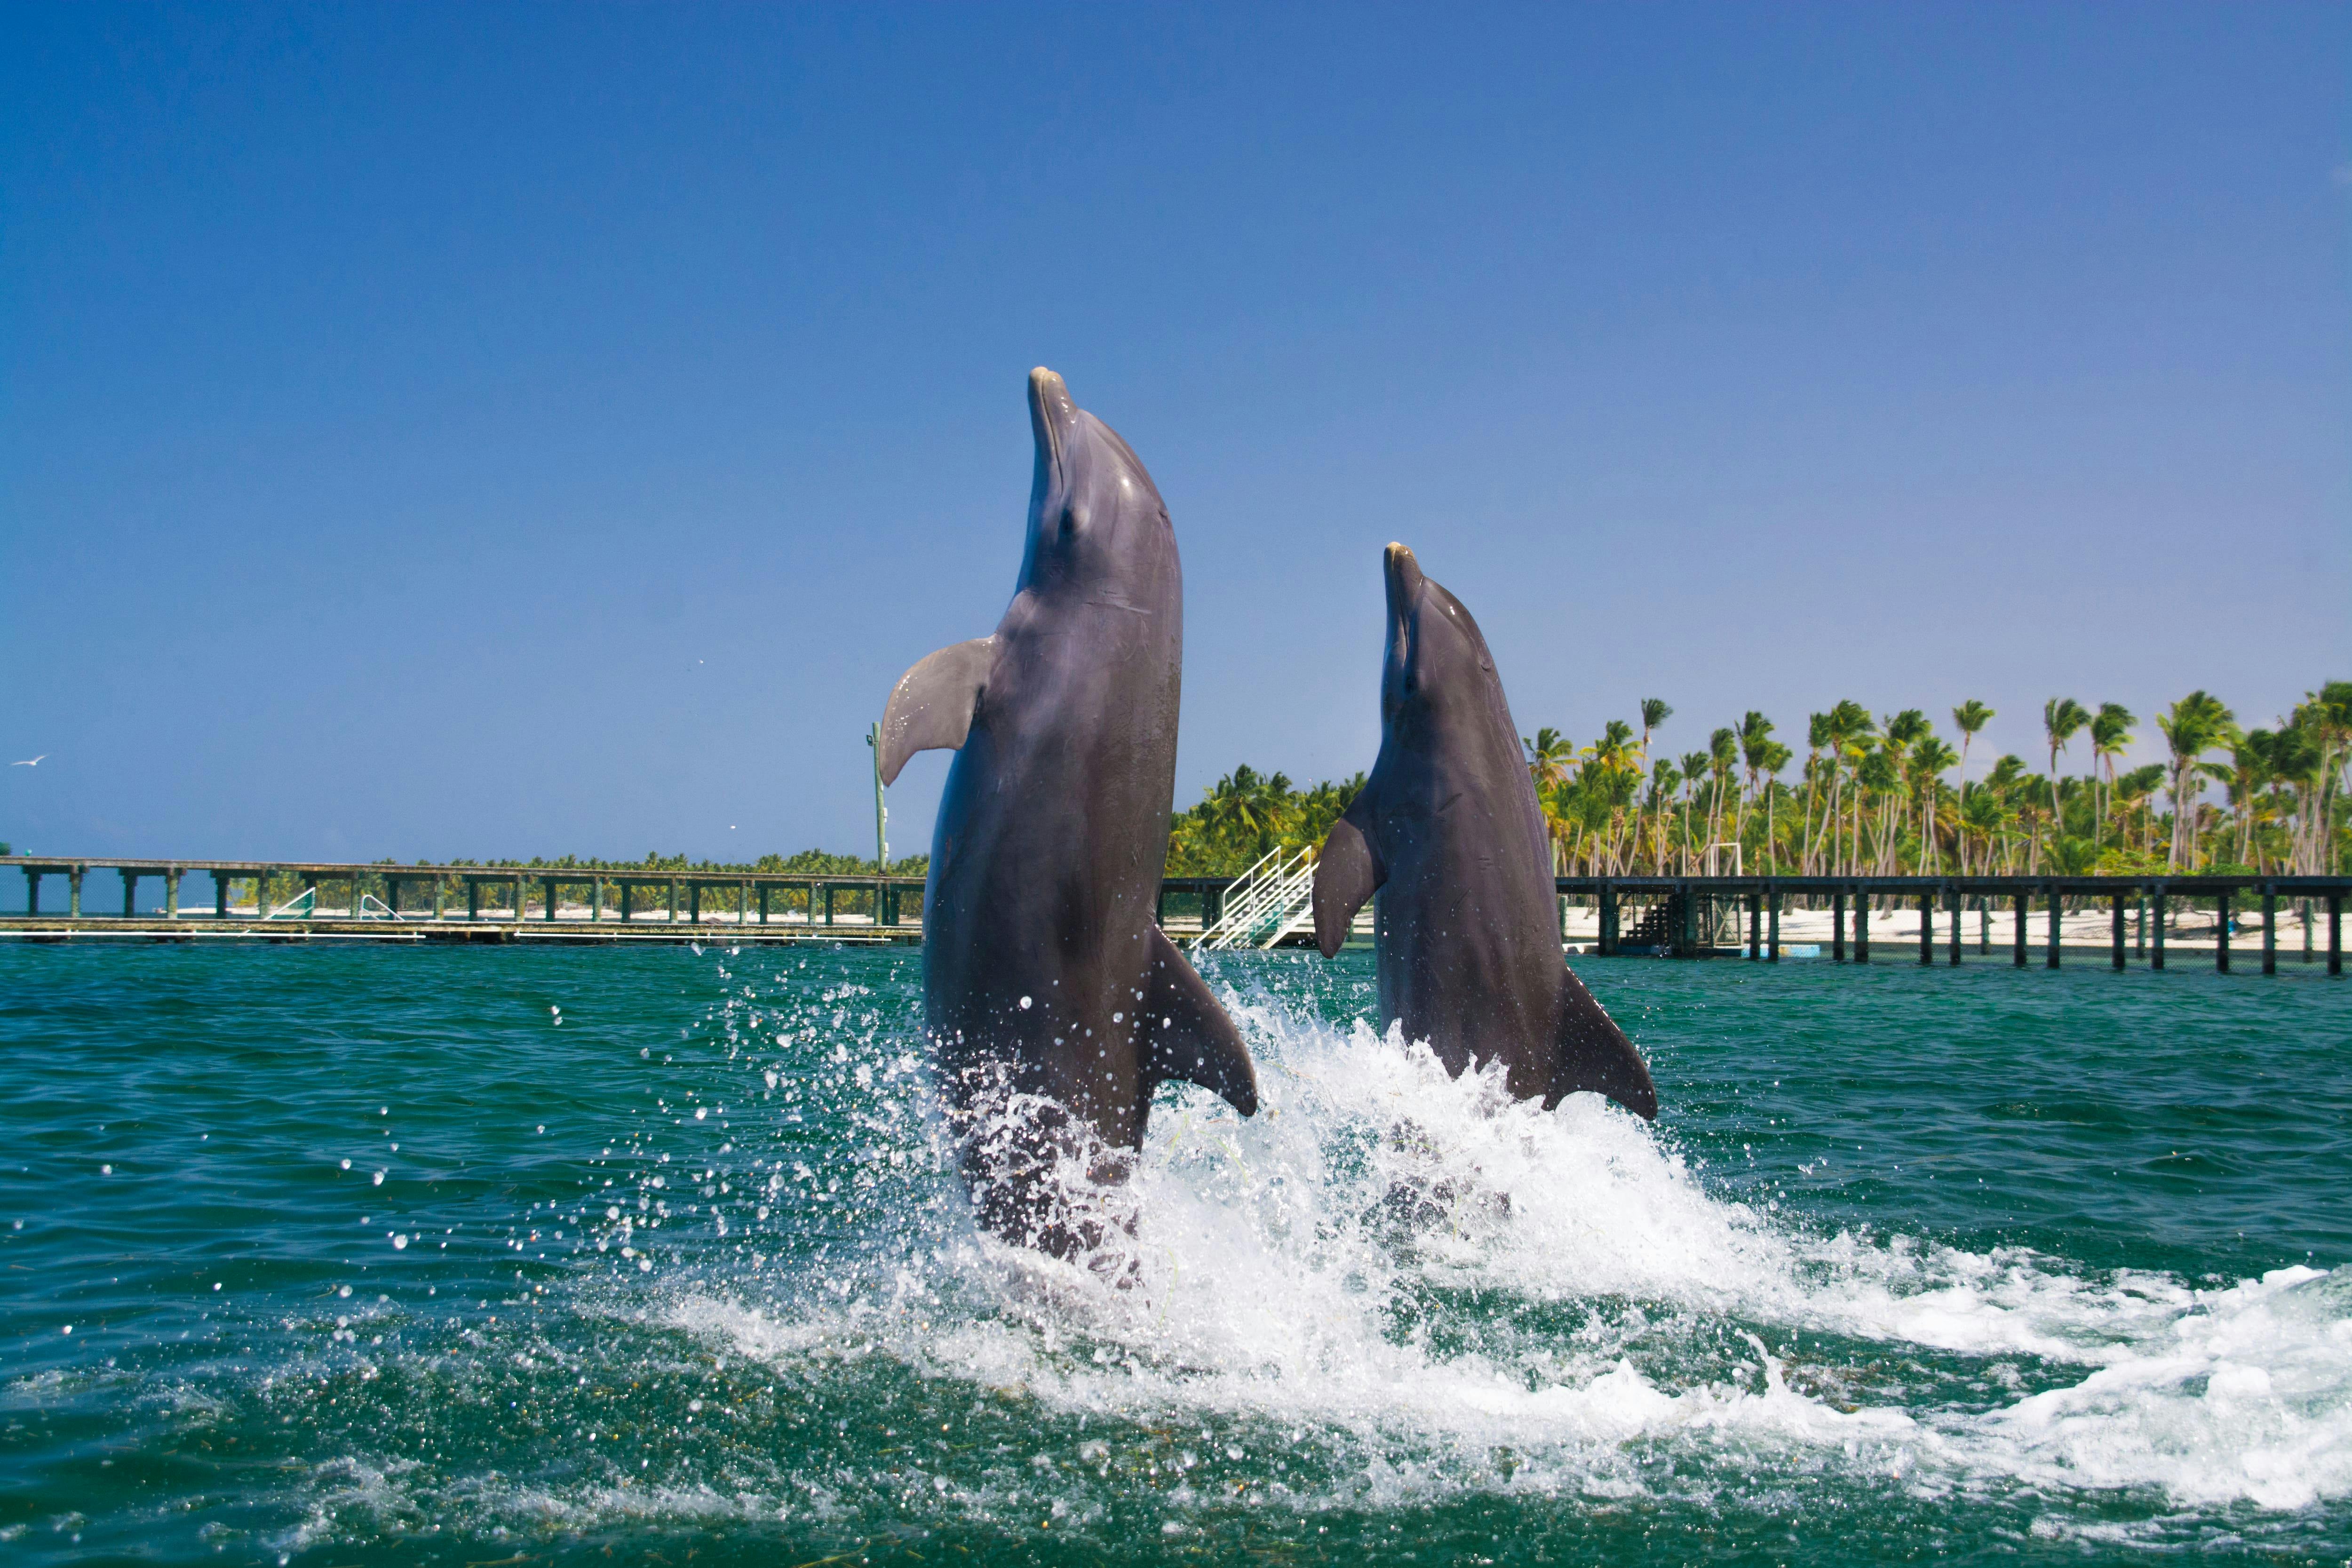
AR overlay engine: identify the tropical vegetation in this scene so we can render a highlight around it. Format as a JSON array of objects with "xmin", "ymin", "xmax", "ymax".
[{"xmin": 1160, "ymin": 682, "xmax": 2352, "ymax": 880}]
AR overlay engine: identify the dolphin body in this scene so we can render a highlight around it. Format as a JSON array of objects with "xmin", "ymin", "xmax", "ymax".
[
  {"xmin": 1312, "ymin": 544, "xmax": 1657, "ymax": 1120},
  {"xmin": 878, "ymin": 368, "xmax": 1258, "ymax": 1256}
]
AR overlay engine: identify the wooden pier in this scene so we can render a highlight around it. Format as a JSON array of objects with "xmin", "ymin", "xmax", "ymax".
[
  {"xmin": 0, "ymin": 856, "xmax": 928, "ymax": 945},
  {"xmin": 1, "ymin": 856, "xmax": 2342, "ymax": 974}
]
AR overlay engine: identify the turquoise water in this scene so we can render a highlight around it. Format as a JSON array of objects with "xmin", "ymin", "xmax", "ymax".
[{"xmin": 2, "ymin": 941, "xmax": 2348, "ymax": 1564}]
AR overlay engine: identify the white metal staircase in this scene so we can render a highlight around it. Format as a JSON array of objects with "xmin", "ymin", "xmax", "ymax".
[{"xmin": 1191, "ymin": 846, "xmax": 1321, "ymax": 951}]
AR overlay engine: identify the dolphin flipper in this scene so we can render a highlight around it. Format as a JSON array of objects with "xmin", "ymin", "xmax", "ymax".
[
  {"xmin": 1141, "ymin": 925, "xmax": 1259, "ymax": 1116},
  {"xmin": 1311, "ymin": 810, "xmax": 1385, "ymax": 959},
  {"xmin": 1548, "ymin": 968, "xmax": 1657, "ymax": 1121},
  {"xmin": 879, "ymin": 637, "xmax": 995, "ymax": 785}
]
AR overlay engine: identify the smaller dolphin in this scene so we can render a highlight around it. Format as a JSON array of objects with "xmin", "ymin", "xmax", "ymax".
[{"xmin": 1311, "ymin": 543, "xmax": 1657, "ymax": 1120}]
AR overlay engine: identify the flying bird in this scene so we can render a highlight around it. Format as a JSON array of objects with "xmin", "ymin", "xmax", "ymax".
[{"xmin": 10, "ymin": 756, "xmax": 43, "ymax": 767}]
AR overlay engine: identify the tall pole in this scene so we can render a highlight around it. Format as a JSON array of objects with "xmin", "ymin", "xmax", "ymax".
[{"xmin": 867, "ymin": 722, "xmax": 890, "ymax": 926}]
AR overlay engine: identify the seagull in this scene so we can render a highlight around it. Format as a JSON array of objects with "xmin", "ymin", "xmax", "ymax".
[{"xmin": 10, "ymin": 756, "xmax": 43, "ymax": 767}]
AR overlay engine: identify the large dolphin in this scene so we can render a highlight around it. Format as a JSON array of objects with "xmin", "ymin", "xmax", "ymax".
[
  {"xmin": 878, "ymin": 368, "xmax": 1258, "ymax": 1257},
  {"xmin": 1311, "ymin": 544, "xmax": 1657, "ymax": 1120}
]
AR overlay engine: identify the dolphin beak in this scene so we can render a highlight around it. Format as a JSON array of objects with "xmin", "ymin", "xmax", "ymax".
[
  {"xmin": 1383, "ymin": 542, "xmax": 1424, "ymax": 618},
  {"xmin": 1028, "ymin": 367, "xmax": 1077, "ymax": 482}
]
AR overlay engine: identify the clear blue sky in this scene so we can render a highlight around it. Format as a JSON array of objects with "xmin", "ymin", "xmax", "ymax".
[{"xmin": 3, "ymin": 3, "xmax": 2346, "ymax": 866}]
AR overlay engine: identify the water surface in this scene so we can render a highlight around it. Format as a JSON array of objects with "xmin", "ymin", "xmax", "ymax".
[{"xmin": 2, "ymin": 942, "xmax": 2347, "ymax": 1563}]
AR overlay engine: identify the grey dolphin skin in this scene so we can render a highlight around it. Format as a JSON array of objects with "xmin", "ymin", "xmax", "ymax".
[
  {"xmin": 1311, "ymin": 544, "xmax": 1658, "ymax": 1120},
  {"xmin": 878, "ymin": 368, "xmax": 1258, "ymax": 1257}
]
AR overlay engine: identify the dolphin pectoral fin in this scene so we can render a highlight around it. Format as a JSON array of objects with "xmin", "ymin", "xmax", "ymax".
[
  {"xmin": 1311, "ymin": 814, "xmax": 1384, "ymax": 959},
  {"xmin": 1141, "ymin": 924, "xmax": 1259, "ymax": 1117},
  {"xmin": 1549, "ymin": 967, "xmax": 1658, "ymax": 1121},
  {"xmin": 878, "ymin": 637, "xmax": 994, "ymax": 785}
]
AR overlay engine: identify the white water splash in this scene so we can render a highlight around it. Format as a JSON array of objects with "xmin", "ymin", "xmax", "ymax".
[{"xmin": 674, "ymin": 987, "xmax": 2352, "ymax": 1519}]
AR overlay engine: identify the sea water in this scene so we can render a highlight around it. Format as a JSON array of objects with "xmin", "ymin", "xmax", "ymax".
[{"xmin": 1, "ymin": 941, "xmax": 2347, "ymax": 1564}]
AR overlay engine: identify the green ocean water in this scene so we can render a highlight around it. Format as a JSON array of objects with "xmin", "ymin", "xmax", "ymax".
[{"xmin": 1, "ymin": 940, "xmax": 2348, "ymax": 1565}]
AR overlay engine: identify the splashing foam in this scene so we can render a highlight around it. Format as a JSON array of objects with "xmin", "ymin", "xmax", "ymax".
[{"xmin": 675, "ymin": 988, "xmax": 2352, "ymax": 1516}]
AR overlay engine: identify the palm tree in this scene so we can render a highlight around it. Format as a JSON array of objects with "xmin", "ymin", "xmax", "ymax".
[
  {"xmin": 1678, "ymin": 751, "xmax": 1710, "ymax": 874},
  {"xmin": 1636, "ymin": 700, "xmax": 1672, "ymax": 867},
  {"xmin": 1959, "ymin": 782, "xmax": 2005, "ymax": 875},
  {"xmin": 1639, "ymin": 699, "xmax": 1672, "ymax": 760},
  {"xmin": 2114, "ymin": 763, "xmax": 2167, "ymax": 860},
  {"xmin": 1646, "ymin": 757, "xmax": 1682, "ymax": 872},
  {"xmin": 1524, "ymin": 728, "xmax": 1574, "ymax": 794},
  {"xmin": 2035, "ymin": 699, "xmax": 2090, "ymax": 870},
  {"xmin": 2155, "ymin": 690, "xmax": 2236, "ymax": 870},
  {"xmin": 1952, "ymin": 699, "xmax": 1994, "ymax": 801},
  {"xmin": 1984, "ymin": 756, "xmax": 2027, "ymax": 872},
  {"xmin": 2225, "ymin": 730, "xmax": 2278, "ymax": 870},
  {"xmin": 2089, "ymin": 702, "xmax": 2135, "ymax": 846},
  {"xmin": 1757, "ymin": 739, "xmax": 1793, "ymax": 871},
  {"xmin": 1704, "ymin": 728, "xmax": 1739, "ymax": 862},
  {"xmin": 1910, "ymin": 735, "xmax": 1959, "ymax": 871},
  {"xmin": 1799, "ymin": 712, "xmax": 1831, "ymax": 874},
  {"xmin": 1735, "ymin": 711, "xmax": 1774, "ymax": 844},
  {"xmin": 1824, "ymin": 700, "xmax": 1872, "ymax": 875},
  {"xmin": 1880, "ymin": 711, "xmax": 1930, "ymax": 870}
]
